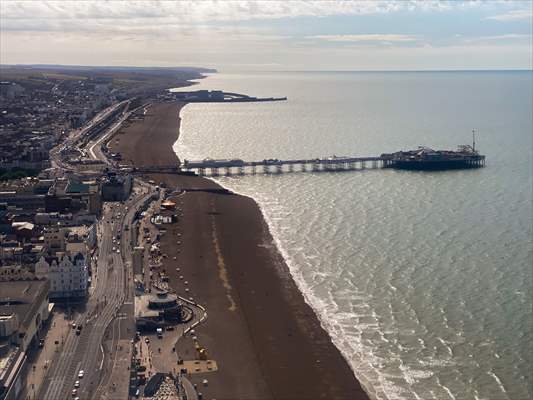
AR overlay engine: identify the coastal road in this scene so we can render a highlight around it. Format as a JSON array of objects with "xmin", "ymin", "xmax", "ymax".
[
  {"xmin": 87, "ymin": 102, "xmax": 150, "ymax": 163},
  {"xmin": 38, "ymin": 203, "xmax": 125, "ymax": 400},
  {"xmin": 91, "ymin": 184, "xmax": 155, "ymax": 400},
  {"xmin": 39, "ymin": 102, "xmax": 155, "ymax": 399},
  {"xmin": 49, "ymin": 100, "xmax": 129, "ymax": 171},
  {"xmin": 40, "ymin": 105, "xmax": 132, "ymax": 399},
  {"xmin": 39, "ymin": 188, "xmax": 152, "ymax": 400}
]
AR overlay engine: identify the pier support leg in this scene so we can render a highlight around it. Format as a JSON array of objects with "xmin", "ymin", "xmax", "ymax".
[
  {"xmin": 288, "ymin": 164, "xmax": 294, "ymax": 173},
  {"xmin": 276, "ymin": 165, "xmax": 282, "ymax": 174}
]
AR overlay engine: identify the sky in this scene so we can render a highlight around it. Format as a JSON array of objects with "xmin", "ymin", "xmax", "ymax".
[{"xmin": 0, "ymin": 0, "xmax": 532, "ymax": 71}]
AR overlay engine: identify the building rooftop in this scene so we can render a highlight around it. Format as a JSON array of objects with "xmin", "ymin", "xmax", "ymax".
[
  {"xmin": 0, "ymin": 280, "xmax": 48, "ymax": 336},
  {"xmin": 65, "ymin": 182, "xmax": 90, "ymax": 194},
  {"xmin": 134, "ymin": 291, "xmax": 179, "ymax": 320}
]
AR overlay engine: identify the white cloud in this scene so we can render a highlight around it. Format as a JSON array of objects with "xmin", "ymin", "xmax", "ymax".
[
  {"xmin": 1, "ymin": 0, "xmax": 530, "ymax": 70},
  {"xmin": 461, "ymin": 34, "xmax": 532, "ymax": 44},
  {"xmin": 0, "ymin": 0, "xmax": 479, "ymax": 29},
  {"xmin": 308, "ymin": 34, "xmax": 419, "ymax": 43},
  {"xmin": 475, "ymin": 34, "xmax": 531, "ymax": 40},
  {"xmin": 486, "ymin": 9, "xmax": 533, "ymax": 21}
]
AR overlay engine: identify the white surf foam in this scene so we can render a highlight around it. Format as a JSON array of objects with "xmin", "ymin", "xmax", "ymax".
[{"xmin": 173, "ymin": 132, "xmax": 396, "ymax": 400}]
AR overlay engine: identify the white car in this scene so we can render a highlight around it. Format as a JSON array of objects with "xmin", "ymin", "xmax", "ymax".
[
  {"xmin": 78, "ymin": 370, "xmax": 84, "ymax": 378},
  {"xmin": 74, "ymin": 380, "xmax": 80, "ymax": 388}
]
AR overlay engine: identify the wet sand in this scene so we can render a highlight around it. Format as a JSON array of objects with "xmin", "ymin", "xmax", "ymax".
[{"xmin": 111, "ymin": 101, "xmax": 370, "ymax": 400}]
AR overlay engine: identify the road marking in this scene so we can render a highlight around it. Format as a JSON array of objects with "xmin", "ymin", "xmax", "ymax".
[{"xmin": 99, "ymin": 343, "xmax": 105, "ymax": 370}]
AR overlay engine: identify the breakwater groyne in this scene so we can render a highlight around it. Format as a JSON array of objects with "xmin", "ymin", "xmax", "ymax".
[{"xmin": 173, "ymin": 90, "xmax": 286, "ymax": 103}]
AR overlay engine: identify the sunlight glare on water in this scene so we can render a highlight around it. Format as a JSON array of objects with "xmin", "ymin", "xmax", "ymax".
[{"xmin": 174, "ymin": 71, "xmax": 532, "ymax": 400}]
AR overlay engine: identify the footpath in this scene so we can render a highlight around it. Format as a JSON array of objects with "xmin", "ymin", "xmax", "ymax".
[{"xmin": 21, "ymin": 310, "xmax": 72, "ymax": 400}]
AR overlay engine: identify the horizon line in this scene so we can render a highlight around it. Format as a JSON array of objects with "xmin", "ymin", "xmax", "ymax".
[
  {"xmin": 271, "ymin": 68, "xmax": 532, "ymax": 72},
  {"xmin": 1, "ymin": 63, "xmax": 532, "ymax": 74}
]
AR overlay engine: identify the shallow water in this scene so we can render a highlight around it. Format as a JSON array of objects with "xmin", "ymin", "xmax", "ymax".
[{"xmin": 174, "ymin": 71, "xmax": 532, "ymax": 400}]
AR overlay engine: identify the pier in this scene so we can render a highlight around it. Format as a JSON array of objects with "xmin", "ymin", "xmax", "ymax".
[
  {"xmin": 134, "ymin": 149, "xmax": 485, "ymax": 176},
  {"xmin": 184, "ymin": 156, "xmax": 384, "ymax": 176},
  {"xmin": 135, "ymin": 156, "xmax": 383, "ymax": 176},
  {"xmin": 132, "ymin": 140, "xmax": 486, "ymax": 176}
]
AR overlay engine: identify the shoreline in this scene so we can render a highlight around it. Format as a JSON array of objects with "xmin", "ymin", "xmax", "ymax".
[
  {"xmin": 173, "ymin": 101, "xmax": 378, "ymax": 396},
  {"xmin": 195, "ymin": 175, "xmax": 379, "ymax": 399},
  {"xmin": 111, "ymin": 100, "xmax": 371, "ymax": 399}
]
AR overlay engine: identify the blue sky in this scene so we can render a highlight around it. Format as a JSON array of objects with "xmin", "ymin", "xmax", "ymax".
[{"xmin": 0, "ymin": 1, "xmax": 531, "ymax": 70}]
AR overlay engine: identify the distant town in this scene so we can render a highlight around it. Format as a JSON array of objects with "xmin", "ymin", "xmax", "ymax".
[{"xmin": 0, "ymin": 65, "xmax": 213, "ymax": 400}]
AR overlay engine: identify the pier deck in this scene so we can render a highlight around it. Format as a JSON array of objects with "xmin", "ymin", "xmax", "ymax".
[
  {"xmin": 136, "ymin": 156, "xmax": 384, "ymax": 176},
  {"xmin": 132, "ymin": 144, "xmax": 486, "ymax": 176},
  {"xmin": 134, "ymin": 151, "xmax": 485, "ymax": 176}
]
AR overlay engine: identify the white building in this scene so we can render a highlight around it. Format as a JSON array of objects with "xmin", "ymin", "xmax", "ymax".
[
  {"xmin": 35, "ymin": 252, "xmax": 88, "ymax": 299},
  {"xmin": 36, "ymin": 227, "xmax": 90, "ymax": 299}
]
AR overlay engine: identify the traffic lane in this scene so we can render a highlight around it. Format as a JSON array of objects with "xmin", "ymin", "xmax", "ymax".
[
  {"xmin": 87, "ymin": 194, "xmax": 141, "ymax": 398},
  {"xmin": 72, "ymin": 202, "xmax": 125, "ymax": 397},
  {"xmin": 71, "ymin": 211, "xmax": 115, "ymax": 397}
]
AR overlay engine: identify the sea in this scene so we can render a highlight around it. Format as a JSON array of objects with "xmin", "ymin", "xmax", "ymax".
[{"xmin": 173, "ymin": 70, "xmax": 532, "ymax": 400}]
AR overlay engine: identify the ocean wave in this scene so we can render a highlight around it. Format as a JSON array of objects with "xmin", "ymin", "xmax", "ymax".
[
  {"xmin": 173, "ymin": 71, "xmax": 533, "ymax": 400},
  {"xmin": 170, "ymin": 153, "xmax": 394, "ymax": 398}
]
